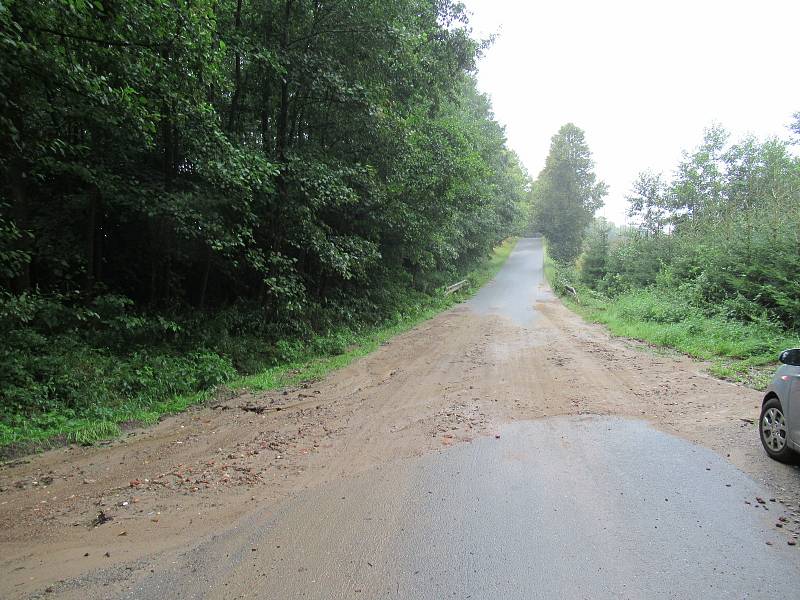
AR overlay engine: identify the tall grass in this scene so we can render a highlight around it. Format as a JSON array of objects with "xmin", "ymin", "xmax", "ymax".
[{"xmin": 545, "ymin": 251, "xmax": 799, "ymax": 389}]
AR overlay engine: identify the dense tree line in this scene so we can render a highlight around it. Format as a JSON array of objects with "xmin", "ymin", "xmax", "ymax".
[
  {"xmin": 580, "ymin": 124, "xmax": 800, "ymax": 332},
  {"xmin": 0, "ymin": 0, "xmax": 528, "ymax": 436}
]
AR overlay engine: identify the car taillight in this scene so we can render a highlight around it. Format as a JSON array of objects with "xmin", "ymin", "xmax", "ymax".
[{"xmin": 781, "ymin": 375, "xmax": 791, "ymax": 381}]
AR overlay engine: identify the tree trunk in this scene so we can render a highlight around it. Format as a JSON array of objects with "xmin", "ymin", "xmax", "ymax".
[
  {"xmin": 94, "ymin": 206, "xmax": 104, "ymax": 284},
  {"xmin": 198, "ymin": 246, "xmax": 212, "ymax": 309},
  {"xmin": 276, "ymin": 0, "xmax": 293, "ymax": 160},
  {"xmin": 227, "ymin": 0, "xmax": 243, "ymax": 134},
  {"xmin": 260, "ymin": 9, "xmax": 273, "ymax": 155},
  {"xmin": 8, "ymin": 171, "xmax": 31, "ymax": 293},
  {"xmin": 85, "ymin": 194, "xmax": 97, "ymax": 292}
]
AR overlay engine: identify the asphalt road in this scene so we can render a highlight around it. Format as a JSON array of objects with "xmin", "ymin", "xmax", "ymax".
[
  {"xmin": 140, "ymin": 417, "xmax": 800, "ymax": 600},
  {"xmin": 469, "ymin": 236, "xmax": 551, "ymax": 326},
  {"xmin": 30, "ymin": 238, "xmax": 800, "ymax": 599}
]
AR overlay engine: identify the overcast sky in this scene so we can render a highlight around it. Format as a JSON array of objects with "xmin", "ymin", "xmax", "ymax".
[{"xmin": 462, "ymin": 0, "xmax": 800, "ymax": 224}]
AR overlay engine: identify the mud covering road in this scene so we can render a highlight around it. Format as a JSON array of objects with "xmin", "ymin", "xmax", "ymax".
[{"xmin": 2, "ymin": 237, "xmax": 800, "ymax": 598}]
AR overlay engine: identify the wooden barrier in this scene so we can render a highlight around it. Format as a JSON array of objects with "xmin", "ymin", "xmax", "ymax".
[
  {"xmin": 564, "ymin": 284, "xmax": 580, "ymax": 304},
  {"xmin": 444, "ymin": 280, "xmax": 469, "ymax": 295}
]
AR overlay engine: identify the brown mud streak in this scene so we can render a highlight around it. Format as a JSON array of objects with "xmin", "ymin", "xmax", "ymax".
[{"xmin": 1, "ymin": 289, "xmax": 797, "ymax": 598}]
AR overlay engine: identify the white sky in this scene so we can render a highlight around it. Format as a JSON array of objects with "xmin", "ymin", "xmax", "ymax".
[{"xmin": 462, "ymin": 0, "xmax": 800, "ymax": 224}]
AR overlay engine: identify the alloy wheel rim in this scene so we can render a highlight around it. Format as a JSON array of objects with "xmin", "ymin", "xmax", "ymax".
[{"xmin": 762, "ymin": 407, "xmax": 787, "ymax": 452}]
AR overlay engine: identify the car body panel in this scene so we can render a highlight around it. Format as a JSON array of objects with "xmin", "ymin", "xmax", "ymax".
[
  {"xmin": 788, "ymin": 366, "xmax": 800, "ymax": 451},
  {"xmin": 764, "ymin": 362, "xmax": 800, "ymax": 452}
]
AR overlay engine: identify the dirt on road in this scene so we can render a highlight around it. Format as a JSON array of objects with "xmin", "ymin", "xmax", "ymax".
[{"xmin": 1, "ymin": 242, "xmax": 798, "ymax": 598}]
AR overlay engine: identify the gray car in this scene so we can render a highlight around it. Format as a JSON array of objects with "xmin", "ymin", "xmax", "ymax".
[{"xmin": 760, "ymin": 348, "xmax": 800, "ymax": 462}]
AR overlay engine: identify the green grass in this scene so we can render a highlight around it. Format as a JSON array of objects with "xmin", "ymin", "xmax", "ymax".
[
  {"xmin": 543, "ymin": 248, "xmax": 799, "ymax": 389},
  {"xmin": 238, "ymin": 236, "xmax": 517, "ymax": 392},
  {"xmin": 0, "ymin": 238, "xmax": 517, "ymax": 454}
]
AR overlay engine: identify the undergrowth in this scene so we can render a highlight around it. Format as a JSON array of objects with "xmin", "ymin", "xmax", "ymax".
[{"xmin": 0, "ymin": 239, "xmax": 517, "ymax": 453}]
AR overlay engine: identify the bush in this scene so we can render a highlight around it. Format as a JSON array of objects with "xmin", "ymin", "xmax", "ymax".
[
  {"xmin": 614, "ymin": 290, "xmax": 699, "ymax": 324},
  {"xmin": 548, "ymin": 261, "xmax": 580, "ymax": 297},
  {"xmin": 0, "ymin": 336, "xmax": 235, "ymax": 418},
  {"xmin": 601, "ymin": 233, "xmax": 673, "ymax": 296}
]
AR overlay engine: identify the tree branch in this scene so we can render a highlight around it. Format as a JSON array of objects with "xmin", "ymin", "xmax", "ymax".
[{"xmin": 29, "ymin": 26, "xmax": 169, "ymax": 50}]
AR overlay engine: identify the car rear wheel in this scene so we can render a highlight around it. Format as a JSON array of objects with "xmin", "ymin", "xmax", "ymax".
[{"xmin": 760, "ymin": 397, "xmax": 794, "ymax": 463}]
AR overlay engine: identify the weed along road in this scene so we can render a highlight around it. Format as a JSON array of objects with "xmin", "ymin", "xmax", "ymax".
[{"xmin": 2, "ymin": 238, "xmax": 800, "ymax": 599}]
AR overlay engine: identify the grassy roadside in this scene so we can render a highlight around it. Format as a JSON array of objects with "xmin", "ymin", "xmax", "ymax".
[
  {"xmin": 239, "ymin": 237, "xmax": 516, "ymax": 392},
  {"xmin": 1, "ymin": 238, "xmax": 518, "ymax": 454},
  {"xmin": 543, "ymin": 248, "xmax": 799, "ymax": 390}
]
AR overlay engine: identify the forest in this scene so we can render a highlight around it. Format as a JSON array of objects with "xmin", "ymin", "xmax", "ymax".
[
  {"xmin": 0, "ymin": 1, "xmax": 529, "ymax": 446},
  {"xmin": 539, "ymin": 120, "xmax": 800, "ymax": 387}
]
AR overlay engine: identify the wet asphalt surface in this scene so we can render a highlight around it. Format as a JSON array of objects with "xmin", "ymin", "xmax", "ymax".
[
  {"xmin": 123, "ymin": 417, "xmax": 800, "ymax": 599},
  {"xmin": 469, "ymin": 237, "xmax": 550, "ymax": 326},
  {"xmin": 392, "ymin": 418, "xmax": 800, "ymax": 599},
  {"xmin": 54, "ymin": 238, "xmax": 800, "ymax": 598}
]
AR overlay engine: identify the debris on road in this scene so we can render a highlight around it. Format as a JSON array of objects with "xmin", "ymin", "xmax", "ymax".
[
  {"xmin": 91, "ymin": 511, "xmax": 112, "ymax": 527},
  {"xmin": 2, "ymin": 254, "xmax": 798, "ymax": 597}
]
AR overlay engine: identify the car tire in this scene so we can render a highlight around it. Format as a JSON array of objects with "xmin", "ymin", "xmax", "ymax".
[{"xmin": 759, "ymin": 397, "xmax": 795, "ymax": 463}]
